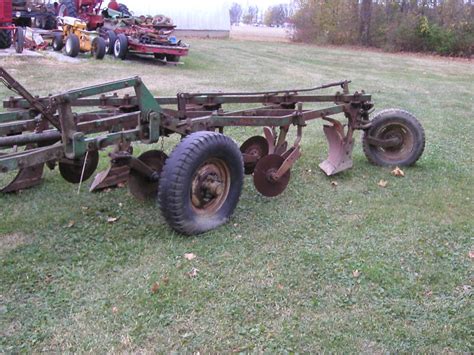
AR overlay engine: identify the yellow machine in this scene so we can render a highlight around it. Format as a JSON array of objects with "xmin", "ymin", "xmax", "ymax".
[{"xmin": 53, "ymin": 16, "xmax": 106, "ymax": 59}]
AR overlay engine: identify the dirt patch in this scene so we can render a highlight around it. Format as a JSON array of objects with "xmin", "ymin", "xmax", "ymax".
[
  {"xmin": 0, "ymin": 233, "xmax": 33, "ymax": 254},
  {"xmin": 230, "ymin": 24, "xmax": 291, "ymax": 43}
]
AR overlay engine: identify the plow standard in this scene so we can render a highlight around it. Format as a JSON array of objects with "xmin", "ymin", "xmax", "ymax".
[{"xmin": 0, "ymin": 68, "xmax": 425, "ymax": 235}]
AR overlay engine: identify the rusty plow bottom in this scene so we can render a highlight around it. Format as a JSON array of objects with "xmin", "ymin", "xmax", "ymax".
[
  {"xmin": 0, "ymin": 164, "xmax": 45, "ymax": 193},
  {"xmin": 319, "ymin": 124, "xmax": 354, "ymax": 176},
  {"xmin": 90, "ymin": 164, "xmax": 130, "ymax": 192}
]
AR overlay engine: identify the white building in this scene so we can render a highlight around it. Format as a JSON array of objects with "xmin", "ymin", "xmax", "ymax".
[{"xmin": 119, "ymin": 0, "xmax": 231, "ymax": 38}]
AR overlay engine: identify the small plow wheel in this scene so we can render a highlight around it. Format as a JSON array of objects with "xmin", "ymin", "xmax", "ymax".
[
  {"xmin": 128, "ymin": 150, "xmax": 167, "ymax": 201},
  {"xmin": 240, "ymin": 136, "xmax": 269, "ymax": 175},
  {"xmin": 253, "ymin": 154, "xmax": 291, "ymax": 197},
  {"xmin": 58, "ymin": 150, "xmax": 99, "ymax": 184},
  {"xmin": 362, "ymin": 109, "xmax": 425, "ymax": 166}
]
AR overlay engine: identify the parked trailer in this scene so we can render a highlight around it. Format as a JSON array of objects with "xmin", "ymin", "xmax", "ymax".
[
  {"xmin": 101, "ymin": 10, "xmax": 189, "ymax": 63},
  {"xmin": 0, "ymin": 68, "xmax": 425, "ymax": 235}
]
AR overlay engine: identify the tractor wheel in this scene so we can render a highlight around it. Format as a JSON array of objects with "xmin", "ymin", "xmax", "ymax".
[
  {"xmin": 158, "ymin": 131, "xmax": 244, "ymax": 235},
  {"xmin": 113, "ymin": 33, "xmax": 128, "ymax": 60},
  {"xmin": 165, "ymin": 54, "xmax": 180, "ymax": 63},
  {"xmin": 362, "ymin": 109, "xmax": 425, "ymax": 167},
  {"xmin": 52, "ymin": 33, "xmax": 64, "ymax": 51},
  {"xmin": 0, "ymin": 29, "xmax": 12, "ymax": 49},
  {"xmin": 103, "ymin": 30, "xmax": 116, "ymax": 55},
  {"xmin": 59, "ymin": 0, "xmax": 78, "ymax": 18},
  {"xmin": 14, "ymin": 27, "xmax": 24, "ymax": 53},
  {"xmin": 43, "ymin": 15, "xmax": 56, "ymax": 30},
  {"xmin": 92, "ymin": 37, "xmax": 106, "ymax": 59},
  {"xmin": 65, "ymin": 34, "xmax": 80, "ymax": 57}
]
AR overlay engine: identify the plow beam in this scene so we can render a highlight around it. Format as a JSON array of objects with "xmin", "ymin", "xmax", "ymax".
[{"xmin": 319, "ymin": 124, "xmax": 354, "ymax": 176}]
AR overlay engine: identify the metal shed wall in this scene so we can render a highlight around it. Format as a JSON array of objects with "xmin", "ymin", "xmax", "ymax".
[{"xmin": 119, "ymin": 0, "xmax": 231, "ymax": 32}]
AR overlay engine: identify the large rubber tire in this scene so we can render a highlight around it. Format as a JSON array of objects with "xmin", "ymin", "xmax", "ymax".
[
  {"xmin": 92, "ymin": 37, "xmax": 106, "ymax": 59},
  {"xmin": 0, "ymin": 29, "xmax": 12, "ymax": 49},
  {"xmin": 65, "ymin": 34, "xmax": 80, "ymax": 57},
  {"xmin": 103, "ymin": 30, "xmax": 116, "ymax": 55},
  {"xmin": 14, "ymin": 27, "xmax": 24, "ymax": 53},
  {"xmin": 165, "ymin": 54, "xmax": 180, "ymax": 63},
  {"xmin": 362, "ymin": 109, "xmax": 425, "ymax": 166},
  {"xmin": 158, "ymin": 131, "xmax": 244, "ymax": 235},
  {"xmin": 43, "ymin": 15, "xmax": 56, "ymax": 30},
  {"xmin": 113, "ymin": 33, "xmax": 128, "ymax": 60},
  {"xmin": 52, "ymin": 33, "xmax": 64, "ymax": 51},
  {"xmin": 59, "ymin": 0, "xmax": 78, "ymax": 18}
]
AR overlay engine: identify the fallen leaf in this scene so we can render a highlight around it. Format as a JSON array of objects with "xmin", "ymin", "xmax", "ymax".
[
  {"xmin": 391, "ymin": 167, "xmax": 405, "ymax": 177},
  {"xmin": 425, "ymin": 290, "xmax": 433, "ymax": 297},
  {"xmin": 81, "ymin": 206, "xmax": 89, "ymax": 211},
  {"xmin": 184, "ymin": 253, "xmax": 196, "ymax": 261},
  {"xmin": 331, "ymin": 181, "xmax": 338, "ymax": 186},
  {"xmin": 277, "ymin": 284, "xmax": 284, "ymax": 290},
  {"xmin": 112, "ymin": 306, "xmax": 118, "ymax": 314},
  {"xmin": 352, "ymin": 270, "xmax": 361, "ymax": 278},
  {"xmin": 66, "ymin": 220, "xmax": 75, "ymax": 228},
  {"xmin": 151, "ymin": 282, "xmax": 160, "ymax": 294},
  {"xmin": 107, "ymin": 217, "xmax": 119, "ymax": 224},
  {"xmin": 236, "ymin": 234, "xmax": 242, "ymax": 239},
  {"xmin": 188, "ymin": 267, "xmax": 199, "ymax": 278},
  {"xmin": 469, "ymin": 250, "xmax": 474, "ymax": 259},
  {"xmin": 378, "ymin": 179, "xmax": 388, "ymax": 188},
  {"xmin": 161, "ymin": 276, "xmax": 169, "ymax": 285}
]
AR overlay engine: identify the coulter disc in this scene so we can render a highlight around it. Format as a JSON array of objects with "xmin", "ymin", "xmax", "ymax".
[
  {"xmin": 240, "ymin": 136, "xmax": 269, "ymax": 175},
  {"xmin": 253, "ymin": 154, "xmax": 291, "ymax": 197},
  {"xmin": 128, "ymin": 150, "xmax": 168, "ymax": 201},
  {"xmin": 58, "ymin": 150, "xmax": 99, "ymax": 184}
]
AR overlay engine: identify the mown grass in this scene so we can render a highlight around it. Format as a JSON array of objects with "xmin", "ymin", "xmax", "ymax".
[{"xmin": 1, "ymin": 40, "xmax": 473, "ymax": 352}]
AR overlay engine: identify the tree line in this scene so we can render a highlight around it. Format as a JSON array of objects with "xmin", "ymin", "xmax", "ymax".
[
  {"xmin": 292, "ymin": 0, "xmax": 473, "ymax": 57},
  {"xmin": 230, "ymin": 1, "xmax": 473, "ymax": 57}
]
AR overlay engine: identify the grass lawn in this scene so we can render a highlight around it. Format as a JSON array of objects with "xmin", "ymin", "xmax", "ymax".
[{"xmin": 0, "ymin": 39, "xmax": 473, "ymax": 352}]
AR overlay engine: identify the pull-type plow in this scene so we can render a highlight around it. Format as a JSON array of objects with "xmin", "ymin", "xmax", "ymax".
[{"xmin": 0, "ymin": 68, "xmax": 425, "ymax": 235}]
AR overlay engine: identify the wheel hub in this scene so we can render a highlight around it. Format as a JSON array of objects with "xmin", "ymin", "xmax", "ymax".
[{"xmin": 191, "ymin": 159, "xmax": 230, "ymax": 214}]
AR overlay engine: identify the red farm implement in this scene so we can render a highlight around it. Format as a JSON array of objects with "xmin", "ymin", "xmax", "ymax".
[
  {"xmin": 100, "ymin": 10, "xmax": 189, "ymax": 63},
  {"xmin": 0, "ymin": 68, "xmax": 425, "ymax": 235},
  {"xmin": 0, "ymin": 0, "xmax": 25, "ymax": 52}
]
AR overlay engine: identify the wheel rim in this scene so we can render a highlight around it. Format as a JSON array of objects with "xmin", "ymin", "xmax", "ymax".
[
  {"xmin": 114, "ymin": 41, "xmax": 120, "ymax": 56},
  {"xmin": 190, "ymin": 158, "xmax": 231, "ymax": 215},
  {"xmin": 373, "ymin": 122, "xmax": 414, "ymax": 162},
  {"xmin": 66, "ymin": 39, "xmax": 72, "ymax": 54}
]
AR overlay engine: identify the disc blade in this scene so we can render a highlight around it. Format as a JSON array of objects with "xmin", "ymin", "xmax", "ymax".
[
  {"xmin": 240, "ymin": 136, "xmax": 269, "ymax": 175},
  {"xmin": 128, "ymin": 150, "xmax": 168, "ymax": 201},
  {"xmin": 58, "ymin": 150, "xmax": 100, "ymax": 184},
  {"xmin": 253, "ymin": 154, "xmax": 291, "ymax": 197}
]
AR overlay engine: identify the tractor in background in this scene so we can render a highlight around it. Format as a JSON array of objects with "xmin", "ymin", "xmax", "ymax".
[
  {"xmin": 57, "ymin": 0, "xmax": 103, "ymax": 30},
  {"xmin": 11, "ymin": 0, "xmax": 57, "ymax": 30},
  {"xmin": 53, "ymin": 15, "xmax": 105, "ymax": 58},
  {"xmin": 0, "ymin": 0, "xmax": 25, "ymax": 52}
]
